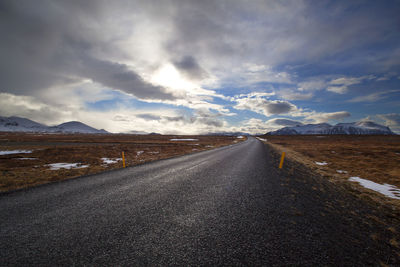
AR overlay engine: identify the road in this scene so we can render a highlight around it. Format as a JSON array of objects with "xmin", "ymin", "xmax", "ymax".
[{"xmin": 1, "ymin": 137, "xmax": 398, "ymax": 265}]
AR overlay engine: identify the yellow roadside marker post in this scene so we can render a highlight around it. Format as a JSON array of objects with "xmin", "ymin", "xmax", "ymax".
[
  {"xmin": 122, "ymin": 151, "xmax": 126, "ymax": 168},
  {"xmin": 279, "ymin": 152, "xmax": 285, "ymax": 169}
]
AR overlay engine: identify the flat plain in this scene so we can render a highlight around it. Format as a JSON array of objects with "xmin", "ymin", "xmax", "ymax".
[
  {"xmin": 0, "ymin": 133, "xmax": 245, "ymax": 192},
  {"xmin": 262, "ymin": 135, "xmax": 400, "ymax": 206}
]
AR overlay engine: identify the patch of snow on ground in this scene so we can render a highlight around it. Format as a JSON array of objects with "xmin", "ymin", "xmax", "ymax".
[
  {"xmin": 349, "ymin": 177, "xmax": 400, "ymax": 199},
  {"xmin": 315, "ymin": 161, "xmax": 328, "ymax": 166},
  {"xmin": 0, "ymin": 150, "xmax": 32, "ymax": 155},
  {"xmin": 237, "ymin": 136, "xmax": 244, "ymax": 139},
  {"xmin": 205, "ymin": 145, "xmax": 214, "ymax": 148},
  {"xmin": 47, "ymin": 163, "xmax": 89, "ymax": 170},
  {"xmin": 136, "ymin": 151, "xmax": 144, "ymax": 156},
  {"xmin": 17, "ymin": 158, "xmax": 37, "ymax": 160},
  {"xmin": 101, "ymin": 158, "xmax": 121, "ymax": 164},
  {"xmin": 336, "ymin": 170, "xmax": 348, "ymax": 174},
  {"xmin": 256, "ymin": 137, "xmax": 267, "ymax": 142},
  {"xmin": 170, "ymin": 139, "xmax": 199, "ymax": 141}
]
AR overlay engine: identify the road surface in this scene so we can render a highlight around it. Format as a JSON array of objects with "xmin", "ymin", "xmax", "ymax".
[{"xmin": 1, "ymin": 137, "xmax": 398, "ymax": 265}]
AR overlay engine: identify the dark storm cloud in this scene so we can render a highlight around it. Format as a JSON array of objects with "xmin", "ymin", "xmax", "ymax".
[
  {"xmin": 81, "ymin": 57, "xmax": 175, "ymax": 100},
  {"xmin": 164, "ymin": 0, "xmax": 400, "ymax": 73},
  {"xmin": 0, "ymin": 0, "xmax": 175, "ymax": 100},
  {"xmin": 265, "ymin": 101, "xmax": 294, "ymax": 115},
  {"xmin": 173, "ymin": 56, "xmax": 208, "ymax": 80}
]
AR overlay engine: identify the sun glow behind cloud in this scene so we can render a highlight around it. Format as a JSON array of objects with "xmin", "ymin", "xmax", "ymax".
[
  {"xmin": 151, "ymin": 64, "xmax": 197, "ymax": 93},
  {"xmin": 0, "ymin": 0, "xmax": 399, "ymax": 134}
]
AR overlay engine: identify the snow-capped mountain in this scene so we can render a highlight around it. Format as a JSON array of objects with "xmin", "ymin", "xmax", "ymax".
[
  {"xmin": 0, "ymin": 116, "xmax": 47, "ymax": 132},
  {"xmin": 266, "ymin": 121, "xmax": 394, "ymax": 135},
  {"xmin": 0, "ymin": 116, "xmax": 108, "ymax": 134}
]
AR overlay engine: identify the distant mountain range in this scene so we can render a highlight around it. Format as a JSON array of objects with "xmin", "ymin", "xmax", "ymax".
[
  {"xmin": 265, "ymin": 121, "xmax": 395, "ymax": 135},
  {"xmin": 0, "ymin": 116, "xmax": 108, "ymax": 134},
  {"xmin": 206, "ymin": 131, "xmax": 250, "ymax": 136}
]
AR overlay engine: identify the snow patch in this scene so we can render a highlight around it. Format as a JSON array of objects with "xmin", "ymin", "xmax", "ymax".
[
  {"xmin": 101, "ymin": 158, "xmax": 121, "ymax": 164},
  {"xmin": 256, "ymin": 137, "xmax": 267, "ymax": 142},
  {"xmin": 170, "ymin": 138, "xmax": 199, "ymax": 141},
  {"xmin": 349, "ymin": 177, "xmax": 400, "ymax": 199},
  {"xmin": 336, "ymin": 170, "xmax": 348, "ymax": 174},
  {"xmin": 205, "ymin": 145, "xmax": 214, "ymax": 148},
  {"xmin": 136, "ymin": 151, "xmax": 144, "ymax": 156},
  {"xmin": 17, "ymin": 157, "xmax": 37, "ymax": 160},
  {"xmin": 0, "ymin": 150, "xmax": 33, "ymax": 155},
  {"xmin": 47, "ymin": 163, "xmax": 89, "ymax": 170},
  {"xmin": 315, "ymin": 161, "xmax": 328, "ymax": 166},
  {"xmin": 237, "ymin": 136, "xmax": 244, "ymax": 139}
]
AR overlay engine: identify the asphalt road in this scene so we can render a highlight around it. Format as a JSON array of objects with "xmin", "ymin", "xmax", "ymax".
[{"xmin": 1, "ymin": 137, "xmax": 398, "ymax": 265}]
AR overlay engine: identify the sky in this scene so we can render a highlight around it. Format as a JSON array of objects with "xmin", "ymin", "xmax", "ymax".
[{"xmin": 1, "ymin": 0, "xmax": 400, "ymax": 134}]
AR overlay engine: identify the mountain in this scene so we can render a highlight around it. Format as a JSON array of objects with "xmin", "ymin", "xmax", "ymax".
[
  {"xmin": 0, "ymin": 116, "xmax": 48, "ymax": 132},
  {"xmin": 49, "ymin": 121, "xmax": 108, "ymax": 134},
  {"xmin": 0, "ymin": 116, "xmax": 108, "ymax": 134},
  {"xmin": 124, "ymin": 130, "xmax": 151, "ymax": 135},
  {"xmin": 206, "ymin": 131, "xmax": 250, "ymax": 136},
  {"xmin": 266, "ymin": 121, "xmax": 394, "ymax": 135}
]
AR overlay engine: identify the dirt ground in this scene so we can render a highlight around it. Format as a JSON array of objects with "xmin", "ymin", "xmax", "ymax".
[
  {"xmin": 0, "ymin": 133, "xmax": 246, "ymax": 192},
  {"xmin": 260, "ymin": 135, "xmax": 400, "ymax": 206}
]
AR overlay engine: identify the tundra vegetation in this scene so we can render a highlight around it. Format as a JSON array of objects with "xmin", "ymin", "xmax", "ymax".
[{"xmin": 0, "ymin": 133, "xmax": 245, "ymax": 192}]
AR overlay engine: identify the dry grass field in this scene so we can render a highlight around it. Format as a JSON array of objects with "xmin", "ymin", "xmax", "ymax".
[
  {"xmin": 0, "ymin": 133, "xmax": 245, "ymax": 192},
  {"xmin": 261, "ymin": 135, "xmax": 400, "ymax": 205}
]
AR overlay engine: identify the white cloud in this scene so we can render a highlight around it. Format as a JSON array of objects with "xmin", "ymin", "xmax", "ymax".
[
  {"xmin": 277, "ymin": 89, "xmax": 314, "ymax": 100},
  {"xmin": 233, "ymin": 93, "xmax": 297, "ymax": 116},
  {"xmin": 298, "ymin": 79, "xmax": 327, "ymax": 92},
  {"xmin": 230, "ymin": 118, "xmax": 272, "ymax": 135},
  {"xmin": 348, "ymin": 89, "xmax": 400, "ymax": 102},
  {"xmin": 299, "ymin": 111, "xmax": 351, "ymax": 123},
  {"xmin": 327, "ymin": 75, "xmax": 375, "ymax": 94},
  {"xmin": 377, "ymin": 113, "xmax": 400, "ymax": 133},
  {"xmin": 0, "ymin": 92, "xmax": 231, "ymax": 134}
]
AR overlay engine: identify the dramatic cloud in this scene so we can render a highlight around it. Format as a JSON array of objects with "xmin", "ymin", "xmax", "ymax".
[
  {"xmin": 0, "ymin": 0, "xmax": 174, "ymax": 101},
  {"xmin": 0, "ymin": 0, "xmax": 399, "ymax": 133},
  {"xmin": 173, "ymin": 56, "xmax": 208, "ymax": 80}
]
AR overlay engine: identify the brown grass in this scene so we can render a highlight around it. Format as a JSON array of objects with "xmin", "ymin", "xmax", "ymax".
[
  {"xmin": 0, "ymin": 133, "xmax": 246, "ymax": 192},
  {"xmin": 260, "ymin": 135, "xmax": 400, "ymax": 205}
]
